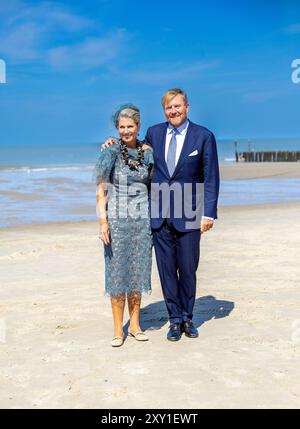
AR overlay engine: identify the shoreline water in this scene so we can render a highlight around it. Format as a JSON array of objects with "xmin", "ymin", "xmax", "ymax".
[
  {"xmin": 1, "ymin": 162, "xmax": 300, "ymax": 228},
  {"xmin": 1, "ymin": 197, "xmax": 300, "ymax": 231},
  {"xmin": 0, "ymin": 197, "xmax": 299, "ymax": 228}
]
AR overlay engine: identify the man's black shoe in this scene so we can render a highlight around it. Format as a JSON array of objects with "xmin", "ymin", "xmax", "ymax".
[
  {"xmin": 181, "ymin": 320, "xmax": 199, "ymax": 338},
  {"xmin": 167, "ymin": 323, "xmax": 182, "ymax": 341}
]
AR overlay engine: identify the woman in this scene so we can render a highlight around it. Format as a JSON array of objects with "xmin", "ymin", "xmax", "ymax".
[{"xmin": 95, "ymin": 105, "xmax": 153, "ymax": 347}]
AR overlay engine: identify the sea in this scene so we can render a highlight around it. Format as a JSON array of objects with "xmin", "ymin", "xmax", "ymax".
[{"xmin": 1, "ymin": 138, "xmax": 300, "ymax": 228}]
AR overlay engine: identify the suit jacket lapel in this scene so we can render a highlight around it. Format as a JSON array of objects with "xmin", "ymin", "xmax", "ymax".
[{"xmin": 158, "ymin": 122, "xmax": 169, "ymax": 178}]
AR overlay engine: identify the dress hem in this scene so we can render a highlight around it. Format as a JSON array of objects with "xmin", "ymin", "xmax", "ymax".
[{"xmin": 103, "ymin": 288, "xmax": 152, "ymax": 299}]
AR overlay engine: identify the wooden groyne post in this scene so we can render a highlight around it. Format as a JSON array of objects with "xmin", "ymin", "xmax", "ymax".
[
  {"xmin": 237, "ymin": 150, "xmax": 300, "ymax": 162},
  {"xmin": 234, "ymin": 139, "xmax": 300, "ymax": 162}
]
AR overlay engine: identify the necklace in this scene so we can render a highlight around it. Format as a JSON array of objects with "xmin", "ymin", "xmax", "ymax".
[{"xmin": 120, "ymin": 139, "xmax": 144, "ymax": 170}]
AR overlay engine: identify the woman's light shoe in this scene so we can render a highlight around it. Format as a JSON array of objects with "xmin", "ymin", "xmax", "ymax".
[
  {"xmin": 111, "ymin": 335, "xmax": 125, "ymax": 347},
  {"xmin": 128, "ymin": 330, "xmax": 149, "ymax": 341}
]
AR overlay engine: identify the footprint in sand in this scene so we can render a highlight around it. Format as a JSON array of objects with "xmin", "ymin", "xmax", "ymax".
[{"xmin": 0, "ymin": 249, "xmax": 43, "ymax": 260}]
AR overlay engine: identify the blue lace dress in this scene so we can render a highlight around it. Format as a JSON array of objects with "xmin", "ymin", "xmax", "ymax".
[{"xmin": 95, "ymin": 144, "xmax": 154, "ymax": 297}]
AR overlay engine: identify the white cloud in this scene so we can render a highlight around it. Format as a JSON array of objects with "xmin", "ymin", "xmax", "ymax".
[
  {"xmin": 110, "ymin": 60, "xmax": 220, "ymax": 84},
  {"xmin": 0, "ymin": 0, "xmax": 130, "ymax": 71},
  {"xmin": 0, "ymin": 1, "xmax": 95, "ymax": 62},
  {"xmin": 0, "ymin": 22, "xmax": 43, "ymax": 61},
  {"xmin": 4, "ymin": 1, "xmax": 92, "ymax": 30},
  {"xmin": 47, "ymin": 29, "xmax": 129, "ymax": 71},
  {"xmin": 244, "ymin": 90, "xmax": 281, "ymax": 103},
  {"xmin": 43, "ymin": 9, "xmax": 92, "ymax": 31},
  {"xmin": 285, "ymin": 22, "xmax": 300, "ymax": 34},
  {"xmin": 0, "ymin": 0, "xmax": 22, "ymax": 15}
]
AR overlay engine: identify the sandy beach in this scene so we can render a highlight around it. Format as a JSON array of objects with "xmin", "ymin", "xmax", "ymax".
[
  {"xmin": 220, "ymin": 162, "xmax": 300, "ymax": 180},
  {"xmin": 1, "ymin": 163, "xmax": 300, "ymax": 409}
]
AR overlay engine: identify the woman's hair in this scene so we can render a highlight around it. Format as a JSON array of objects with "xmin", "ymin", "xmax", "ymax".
[{"xmin": 112, "ymin": 104, "xmax": 140, "ymax": 128}]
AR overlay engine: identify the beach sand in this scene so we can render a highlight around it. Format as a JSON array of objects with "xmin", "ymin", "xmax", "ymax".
[
  {"xmin": 1, "ymin": 164, "xmax": 300, "ymax": 409},
  {"xmin": 220, "ymin": 161, "xmax": 300, "ymax": 180}
]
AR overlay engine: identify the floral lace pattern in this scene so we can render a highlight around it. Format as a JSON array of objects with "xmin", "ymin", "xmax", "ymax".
[{"xmin": 95, "ymin": 144, "xmax": 154, "ymax": 297}]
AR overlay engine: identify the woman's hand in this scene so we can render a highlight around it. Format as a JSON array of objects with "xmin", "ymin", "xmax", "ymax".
[
  {"xmin": 142, "ymin": 144, "xmax": 151, "ymax": 151},
  {"xmin": 100, "ymin": 137, "xmax": 118, "ymax": 152},
  {"xmin": 99, "ymin": 222, "xmax": 110, "ymax": 245}
]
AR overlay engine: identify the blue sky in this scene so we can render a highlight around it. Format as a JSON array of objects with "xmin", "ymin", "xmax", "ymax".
[{"xmin": 0, "ymin": 0, "xmax": 300, "ymax": 145}]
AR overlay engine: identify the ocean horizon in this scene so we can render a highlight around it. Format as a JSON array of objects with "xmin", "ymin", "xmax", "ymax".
[{"xmin": 1, "ymin": 137, "xmax": 300, "ymax": 167}]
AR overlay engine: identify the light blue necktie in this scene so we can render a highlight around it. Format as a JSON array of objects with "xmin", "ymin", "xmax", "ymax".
[{"xmin": 166, "ymin": 128, "xmax": 179, "ymax": 176}]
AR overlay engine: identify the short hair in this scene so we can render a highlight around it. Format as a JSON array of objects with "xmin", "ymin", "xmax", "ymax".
[
  {"xmin": 112, "ymin": 104, "xmax": 140, "ymax": 128},
  {"xmin": 161, "ymin": 88, "xmax": 188, "ymax": 106}
]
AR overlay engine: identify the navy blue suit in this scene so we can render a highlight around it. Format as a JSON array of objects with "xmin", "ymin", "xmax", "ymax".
[{"xmin": 145, "ymin": 120, "xmax": 220, "ymax": 324}]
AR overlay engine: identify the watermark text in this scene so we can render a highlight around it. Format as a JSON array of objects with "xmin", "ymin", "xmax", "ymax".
[
  {"xmin": 0, "ymin": 59, "xmax": 6, "ymax": 84},
  {"xmin": 291, "ymin": 59, "xmax": 300, "ymax": 84}
]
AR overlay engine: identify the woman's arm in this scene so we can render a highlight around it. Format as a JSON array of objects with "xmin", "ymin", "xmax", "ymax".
[
  {"xmin": 94, "ymin": 145, "xmax": 120, "ymax": 245},
  {"xmin": 96, "ymin": 183, "xmax": 110, "ymax": 245}
]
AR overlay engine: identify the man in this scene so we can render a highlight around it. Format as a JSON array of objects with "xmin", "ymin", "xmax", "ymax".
[
  {"xmin": 145, "ymin": 88, "xmax": 219, "ymax": 341},
  {"xmin": 103, "ymin": 88, "xmax": 220, "ymax": 341}
]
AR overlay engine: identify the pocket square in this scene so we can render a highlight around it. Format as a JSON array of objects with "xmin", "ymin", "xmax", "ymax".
[{"xmin": 188, "ymin": 150, "xmax": 198, "ymax": 156}]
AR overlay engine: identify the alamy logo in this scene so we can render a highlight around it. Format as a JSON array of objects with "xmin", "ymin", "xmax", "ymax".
[
  {"xmin": 96, "ymin": 176, "xmax": 204, "ymax": 230},
  {"xmin": 0, "ymin": 59, "xmax": 6, "ymax": 83},
  {"xmin": 291, "ymin": 59, "xmax": 300, "ymax": 84},
  {"xmin": 291, "ymin": 320, "xmax": 300, "ymax": 344}
]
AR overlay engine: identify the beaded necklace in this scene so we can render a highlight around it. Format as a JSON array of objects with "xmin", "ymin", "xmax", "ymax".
[{"xmin": 120, "ymin": 139, "xmax": 144, "ymax": 170}]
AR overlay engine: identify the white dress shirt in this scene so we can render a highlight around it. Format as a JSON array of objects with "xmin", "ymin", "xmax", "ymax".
[
  {"xmin": 165, "ymin": 119, "xmax": 214, "ymax": 222},
  {"xmin": 165, "ymin": 119, "xmax": 189, "ymax": 165}
]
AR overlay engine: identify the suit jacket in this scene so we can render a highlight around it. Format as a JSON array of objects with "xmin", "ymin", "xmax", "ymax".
[{"xmin": 145, "ymin": 120, "xmax": 220, "ymax": 232}]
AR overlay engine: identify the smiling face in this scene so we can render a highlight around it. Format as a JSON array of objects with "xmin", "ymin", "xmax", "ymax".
[
  {"xmin": 163, "ymin": 93, "xmax": 189, "ymax": 128},
  {"xmin": 117, "ymin": 117, "xmax": 140, "ymax": 146}
]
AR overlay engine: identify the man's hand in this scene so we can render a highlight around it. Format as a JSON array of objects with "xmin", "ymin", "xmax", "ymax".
[
  {"xmin": 100, "ymin": 137, "xmax": 118, "ymax": 152},
  {"xmin": 201, "ymin": 218, "xmax": 214, "ymax": 233}
]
